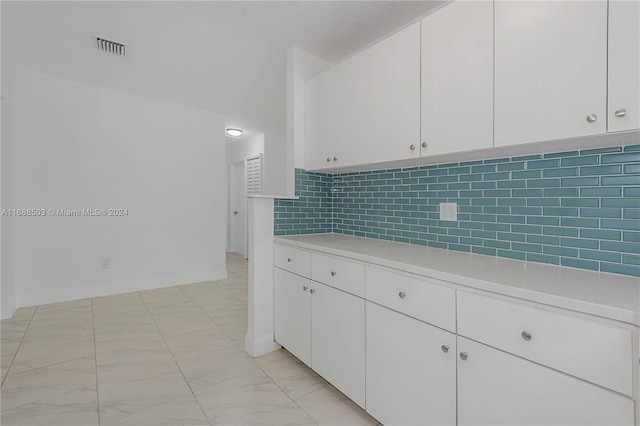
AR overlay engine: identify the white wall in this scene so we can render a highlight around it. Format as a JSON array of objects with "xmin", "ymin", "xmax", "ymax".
[
  {"xmin": 6, "ymin": 71, "xmax": 227, "ymax": 310},
  {"xmin": 227, "ymin": 134, "xmax": 264, "ymax": 165},
  {"xmin": 287, "ymin": 48, "xmax": 331, "ymax": 171}
]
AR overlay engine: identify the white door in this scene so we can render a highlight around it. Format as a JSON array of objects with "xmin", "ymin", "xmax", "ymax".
[
  {"xmin": 421, "ymin": 1, "xmax": 493, "ymax": 156},
  {"xmin": 305, "ymin": 69, "xmax": 334, "ymax": 171},
  {"xmin": 273, "ymin": 268, "xmax": 311, "ymax": 366},
  {"xmin": 228, "ymin": 162, "xmax": 246, "ymax": 257},
  {"xmin": 369, "ymin": 22, "xmax": 421, "ymax": 163},
  {"xmin": 457, "ymin": 337, "xmax": 634, "ymax": 426},
  {"xmin": 494, "ymin": 0, "xmax": 607, "ymax": 146},
  {"xmin": 366, "ymin": 302, "xmax": 456, "ymax": 426},
  {"xmin": 608, "ymin": 0, "xmax": 640, "ymax": 132},
  {"xmin": 332, "ymin": 49, "xmax": 371, "ymax": 168},
  {"xmin": 311, "ymin": 282, "xmax": 365, "ymax": 408}
]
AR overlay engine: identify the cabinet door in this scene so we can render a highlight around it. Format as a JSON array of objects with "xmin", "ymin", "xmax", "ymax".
[
  {"xmin": 332, "ymin": 49, "xmax": 371, "ymax": 168},
  {"xmin": 421, "ymin": 1, "xmax": 493, "ymax": 156},
  {"xmin": 494, "ymin": 1, "xmax": 607, "ymax": 146},
  {"xmin": 457, "ymin": 337, "xmax": 634, "ymax": 426},
  {"xmin": 366, "ymin": 302, "xmax": 456, "ymax": 426},
  {"xmin": 305, "ymin": 70, "xmax": 334, "ymax": 171},
  {"xmin": 369, "ymin": 22, "xmax": 421, "ymax": 163},
  {"xmin": 274, "ymin": 268, "xmax": 311, "ymax": 366},
  {"xmin": 311, "ymin": 282, "xmax": 365, "ymax": 408},
  {"xmin": 608, "ymin": 0, "xmax": 640, "ymax": 132}
]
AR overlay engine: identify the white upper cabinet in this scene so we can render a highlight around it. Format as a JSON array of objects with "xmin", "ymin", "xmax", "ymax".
[
  {"xmin": 494, "ymin": 0, "xmax": 608, "ymax": 147},
  {"xmin": 332, "ymin": 49, "xmax": 371, "ymax": 168},
  {"xmin": 369, "ymin": 22, "xmax": 421, "ymax": 163},
  {"xmin": 305, "ymin": 69, "xmax": 334, "ymax": 171},
  {"xmin": 421, "ymin": 1, "xmax": 493, "ymax": 156},
  {"xmin": 608, "ymin": 0, "xmax": 640, "ymax": 133}
]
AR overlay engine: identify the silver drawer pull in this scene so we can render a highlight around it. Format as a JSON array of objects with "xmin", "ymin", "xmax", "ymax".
[
  {"xmin": 310, "ymin": 288, "xmax": 315, "ymax": 294},
  {"xmin": 330, "ymin": 271, "xmax": 337, "ymax": 277},
  {"xmin": 302, "ymin": 286, "xmax": 308, "ymax": 291},
  {"xmin": 521, "ymin": 331, "xmax": 532, "ymax": 341},
  {"xmin": 459, "ymin": 352, "xmax": 468, "ymax": 361},
  {"xmin": 287, "ymin": 258, "xmax": 292, "ymax": 263},
  {"xmin": 441, "ymin": 345, "xmax": 449, "ymax": 353},
  {"xmin": 615, "ymin": 108, "xmax": 627, "ymax": 117},
  {"xmin": 398, "ymin": 291, "xmax": 406, "ymax": 299},
  {"xmin": 586, "ymin": 113, "xmax": 597, "ymax": 123}
]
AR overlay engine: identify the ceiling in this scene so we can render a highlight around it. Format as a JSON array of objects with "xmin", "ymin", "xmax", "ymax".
[{"xmin": 2, "ymin": 1, "xmax": 445, "ymax": 139}]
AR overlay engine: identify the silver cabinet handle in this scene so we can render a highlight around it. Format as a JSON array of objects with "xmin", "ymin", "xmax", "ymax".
[
  {"xmin": 421, "ymin": 142, "xmax": 428, "ymax": 148},
  {"xmin": 441, "ymin": 345, "xmax": 449, "ymax": 353},
  {"xmin": 333, "ymin": 157, "xmax": 338, "ymax": 162},
  {"xmin": 326, "ymin": 157, "xmax": 331, "ymax": 162},
  {"xmin": 410, "ymin": 144, "xmax": 416, "ymax": 150},
  {"xmin": 615, "ymin": 108, "xmax": 627, "ymax": 117},
  {"xmin": 586, "ymin": 114, "xmax": 597, "ymax": 122},
  {"xmin": 459, "ymin": 352, "xmax": 468, "ymax": 361},
  {"xmin": 309, "ymin": 288, "xmax": 315, "ymax": 294},
  {"xmin": 521, "ymin": 331, "xmax": 532, "ymax": 341},
  {"xmin": 303, "ymin": 286, "xmax": 308, "ymax": 291},
  {"xmin": 330, "ymin": 271, "xmax": 337, "ymax": 277},
  {"xmin": 287, "ymin": 258, "xmax": 292, "ymax": 263},
  {"xmin": 398, "ymin": 291, "xmax": 406, "ymax": 299}
]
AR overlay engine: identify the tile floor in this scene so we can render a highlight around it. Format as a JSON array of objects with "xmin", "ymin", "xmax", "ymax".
[{"xmin": 0, "ymin": 253, "xmax": 378, "ymax": 426}]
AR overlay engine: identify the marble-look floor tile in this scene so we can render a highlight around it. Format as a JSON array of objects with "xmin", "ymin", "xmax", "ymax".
[
  {"xmin": 152, "ymin": 310, "xmax": 216, "ymax": 338},
  {"xmin": 140, "ymin": 287, "xmax": 191, "ymax": 306},
  {"xmin": 164, "ymin": 326, "xmax": 235, "ymax": 358},
  {"xmin": 295, "ymin": 382, "xmax": 378, "ymax": 425},
  {"xmin": 27, "ymin": 306, "xmax": 93, "ymax": 330},
  {"xmin": 219, "ymin": 319, "xmax": 248, "ymax": 344},
  {"xmin": 0, "ymin": 387, "xmax": 99, "ymax": 426},
  {"xmin": 205, "ymin": 303, "xmax": 247, "ymax": 326},
  {"xmin": 229, "ymin": 288, "xmax": 248, "ymax": 302},
  {"xmin": 96, "ymin": 346, "xmax": 178, "ymax": 384},
  {"xmin": 214, "ymin": 277, "xmax": 247, "ymax": 290},
  {"xmin": 194, "ymin": 369, "xmax": 292, "ymax": 425},
  {"xmin": 98, "ymin": 372, "xmax": 194, "ymax": 424},
  {"xmin": 92, "ymin": 292, "xmax": 145, "ymax": 316},
  {"xmin": 1, "ymin": 357, "xmax": 96, "ymax": 411},
  {"xmin": 10, "ymin": 335, "xmax": 95, "ymax": 374},
  {"xmin": 253, "ymin": 348, "xmax": 293, "ymax": 368},
  {"xmin": 101, "ymin": 394, "xmax": 208, "ymax": 426},
  {"xmin": 175, "ymin": 345, "xmax": 258, "ymax": 391},
  {"xmin": 9, "ymin": 306, "xmax": 36, "ymax": 321},
  {"xmin": 243, "ymin": 401, "xmax": 316, "ymax": 426},
  {"xmin": 35, "ymin": 298, "xmax": 91, "ymax": 314},
  {"xmin": 261, "ymin": 355, "xmax": 325, "ymax": 400}
]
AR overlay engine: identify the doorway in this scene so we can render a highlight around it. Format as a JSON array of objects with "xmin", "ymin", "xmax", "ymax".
[{"xmin": 228, "ymin": 161, "xmax": 247, "ymax": 258}]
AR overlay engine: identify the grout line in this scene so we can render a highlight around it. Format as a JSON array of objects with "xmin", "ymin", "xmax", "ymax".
[
  {"xmin": 2, "ymin": 306, "xmax": 37, "ymax": 386},
  {"xmin": 90, "ymin": 298, "xmax": 101, "ymax": 425}
]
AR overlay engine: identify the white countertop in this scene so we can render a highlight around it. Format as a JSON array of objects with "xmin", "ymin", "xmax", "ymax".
[{"xmin": 275, "ymin": 233, "xmax": 640, "ymax": 326}]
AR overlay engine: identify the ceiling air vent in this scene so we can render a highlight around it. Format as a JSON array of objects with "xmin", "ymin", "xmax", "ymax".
[{"xmin": 96, "ymin": 37, "xmax": 126, "ymax": 56}]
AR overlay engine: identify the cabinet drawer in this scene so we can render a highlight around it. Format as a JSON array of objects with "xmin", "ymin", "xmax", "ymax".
[
  {"xmin": 311, "ymin": 253, "xmax": 364, "ymax": 297},
  {"xmin": 366, "ymin": 266, "xmax": 456, "ymax": 333},
  {"xmin": 457, "ymin": 291, "xmax": 633, "ymax": 396},
  {"xmin": 274, "ymin": 244, "xmax": 311, "ymax": 278}
]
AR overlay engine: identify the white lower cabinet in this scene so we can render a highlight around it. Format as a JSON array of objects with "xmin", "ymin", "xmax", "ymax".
[
  {"xmin": 457, "ymin": 336, "xmax": 634, "ymax": 426},
  {"xmin": 366, "ymin": 301, "xmax": 456, "ymax": 426},
  {"xmin": 273, "ymin": 268, "xmax": 311, "ymax": 366},
  {"xmin": 311, "ymin": 282, "xmax": 365, "ymax": 408}
]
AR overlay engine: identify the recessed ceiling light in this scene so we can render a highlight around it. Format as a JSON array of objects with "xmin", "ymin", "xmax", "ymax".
[{"xmin": 226, "ymin": 128, "xmax": 243, "ymax": 137}]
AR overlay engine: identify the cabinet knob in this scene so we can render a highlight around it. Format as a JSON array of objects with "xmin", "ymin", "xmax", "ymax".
[
  {"xmin": 586, "ymin": 114, "xmax": 597, "ymax": 123},
  {"xmin": 521, "ymin": 331, "xmax": 532, "ymax": 341},
  {"xmin": 330, "ymin": 271, "xmax": 337, "ymax": 277},
  {"xmin": 326, "ymin": 157, "xmax": 331, "ymax": 162},
  {"xmin": 409, "ymin": 144, "xmax": 416, "ymax": 151},
  {"xmin": 287, "ymin": 258, "xmax": 292, "ymax": 263},
  {"xmin": 398, "ymin": 291, "xmax": 406, "ymax": 299},
  {"xmin": 459, "ymin": 352, "xmax": 468, "ymax": 361},
  {"xmin": 421, "ymin": 142, "xmax": 428, "ymax": 148},
  {"xmin": 310, "ymin": 288, "xmax": 315, "ymax": 294},
  {"xmin": 615, "ymin": 108, "xmax": 627, "ymax": 118},
  {"xmin": 333, "ymin": 157, "xmax": 338, "ymax": 162},
  {"xmin": 441, "ymin": 345, "xmax": 449, "ymax": 353},
  {"xmin": 303, "ymin": 286, "xmax": 308, "ymax": 291}
]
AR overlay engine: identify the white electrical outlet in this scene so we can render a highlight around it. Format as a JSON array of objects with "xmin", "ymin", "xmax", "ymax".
[
  {"xmin": 101, "ymin": 257, "xmax": 111, "ymax": 270},
  {"xmin": 439, "ymin": 202, "xmax": 458, "ymax": 221}
]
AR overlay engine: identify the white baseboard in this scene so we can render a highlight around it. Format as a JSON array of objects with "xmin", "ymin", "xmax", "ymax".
[
  {"xmin": 244, "ymin": 332, "xmax": 281, "ymax": 358},
  {"xmin": 14, "ymin": 269, "xmax": 228, "ymax": 311}
]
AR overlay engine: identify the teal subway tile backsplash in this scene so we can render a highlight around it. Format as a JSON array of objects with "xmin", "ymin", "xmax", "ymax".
[{"xmin": 274, "ymin": 145, "xmax": 640, "ymax": 277}]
